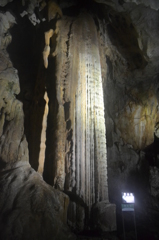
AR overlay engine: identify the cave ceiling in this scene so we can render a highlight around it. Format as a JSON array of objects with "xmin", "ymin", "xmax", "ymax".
[{"xmin": 1, "ymin": 0, "xmax": 158, "ymax": 81}]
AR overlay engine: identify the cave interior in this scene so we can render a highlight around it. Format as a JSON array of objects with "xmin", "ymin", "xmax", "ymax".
[{"xmin": 0, "ymin": 0, "xmax": 159, "ymax": 239}]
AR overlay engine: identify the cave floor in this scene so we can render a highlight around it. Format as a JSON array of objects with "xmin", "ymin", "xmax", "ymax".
[
  {"xmin": 76, "ymin": 229, "xmax": 158, "ymax": 240},
  {"xmin": 76, "ymin": 231, "xmax": 119, "ymax": 240}
]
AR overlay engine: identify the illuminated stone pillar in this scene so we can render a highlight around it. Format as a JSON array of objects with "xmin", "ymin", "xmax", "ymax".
[
  {"xmin": 53, "ymin": 12, "xmax": 116, "ymax": 230},
  {"xmin": 69, "ymin": 12, "xmax": 109, "ymax": 206}
]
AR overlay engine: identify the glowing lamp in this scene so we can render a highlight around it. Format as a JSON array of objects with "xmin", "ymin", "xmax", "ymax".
[{"xmin": 122, "ymin": 192, "xmax": 135, "ymax": 203}]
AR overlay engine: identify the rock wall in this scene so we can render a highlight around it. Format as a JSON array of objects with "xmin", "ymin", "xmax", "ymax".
[
  {"xmin": 96, "ymin": 3, "xmax": 159, "ymax": 237},
  {"xmin": 0, "ymin": 10, "xmax": 75, "ymax": 240},
  {"xmin": 0, "ymin": 11, "xmax": 26, "ymax": 169}
]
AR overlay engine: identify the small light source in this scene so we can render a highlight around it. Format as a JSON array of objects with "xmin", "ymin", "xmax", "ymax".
[
  {"xmin": 121, "ymin": 193, "xmax": 137, "ymax": 239},
  {"xmin": 122, "ymin": 192, "xmax": 135, "ymax": 203}
]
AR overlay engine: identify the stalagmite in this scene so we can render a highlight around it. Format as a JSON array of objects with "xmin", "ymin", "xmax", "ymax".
[{"xmin": 38, "ymin": 90, "xmax": 49, "ymax": 174}]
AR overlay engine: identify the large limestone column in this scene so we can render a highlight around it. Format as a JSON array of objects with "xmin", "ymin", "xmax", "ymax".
[
  {"xmin": 73, "ymin": 12, "xmax": 109, "ymax": 205},
  {"xmin": 54, "ymin": 12, "xmax": 109, "ymax": 203},
  {"xmin": 50, "ymin": 12, "xmax": 116, "ymax": 231}
]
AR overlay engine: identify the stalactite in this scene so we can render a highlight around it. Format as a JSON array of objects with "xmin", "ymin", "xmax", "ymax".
[{"xmin": 37, "ymin": 90, "xmax": 49, "ymax": 175}]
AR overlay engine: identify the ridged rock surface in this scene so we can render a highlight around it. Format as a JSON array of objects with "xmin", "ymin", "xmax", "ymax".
[{"xmin": 54, "ymin": 12, "xmax": 109, "ymax": 205}]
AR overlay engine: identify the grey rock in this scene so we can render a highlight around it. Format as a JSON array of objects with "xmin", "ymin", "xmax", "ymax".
[
  {"xmin": 0, "ymin": 12, "xmax": 16, "ymax": 49},
  {"xmin": 91, "ymin": 201, "xmax": 116, "ymax": 232},
  {"xmin": 150, "ymin": 167, "xmax": 159, "ymax": 197},
  {"xmin": 0, "ymin": 162, "xmax": 75, "ymax": 240},
  {"xmin": 0, "ymin": 0, "xmax": 13, "ymax": 7},
  {"xmin": 124, "ymin": 0, "xmax": 159, "ymax": 10},
  {"xmin": 67, "ymin": 201, "xmax": 85, "ymax": 232}
]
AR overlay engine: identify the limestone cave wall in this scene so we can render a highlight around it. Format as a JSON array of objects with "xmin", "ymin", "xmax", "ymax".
[{"xmin": 0, "ymin": 8, "xmax": 75, "ymax": 240}]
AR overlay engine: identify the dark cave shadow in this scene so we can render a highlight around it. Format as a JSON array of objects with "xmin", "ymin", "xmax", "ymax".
[
  {"xmin": 106, "ymin": 10, "xmax": 147, "ymax": 70},
  {"xmin": 0, "ymin": 159, "xmax": 7, "ymax": 170},
  {"xmin": 144, "ymin": 137, "xmax": 159, "ymax": 168},
  {"xmin": 6, "ymin": 2, "xmax": 59, "ymax": 175},
  {"xmin": 43, "ymin": 57, "xmax": 58, "ymax": 186}
]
